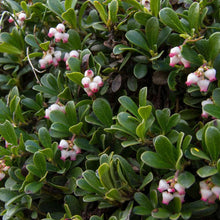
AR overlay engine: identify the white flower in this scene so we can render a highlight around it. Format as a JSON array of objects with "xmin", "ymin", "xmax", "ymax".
[
  {"xmin": 60, "ymin": 150, "xmax": 70, "ymax": 161},
  {"xmin": 93, "ymin": 76, "xmax": 104, "ymax": 87},
  {"xmin": 205, "ymin": 68, "xmax": 216, "ymax": 82},
  {"xmin": 185, "ymin": 73, "xmax": 200, "ymax": 86},
  {"xmin": 169, "ymin": 46, "xmax": 181, "ymax": 57},
  {"xmin": 54, "ymin": 32, "xmax": 63, "ymax": 42},
  {"xmin": 48, "ymin": 27, "xmax": 57, "ymax": 38},
  {"xmin": 62, "ymin": 33, "xmax": 69, "ymax": 43},
  {"xmin": 56, "ymin": 23, "xmax": 65, "ymax": 32},
  {"xmin": 157, "ymin": 179, "xmax": 169, "ymax": 192},
  {"xmin": 54, "ymin": 51, "xmax": 62, "ymax": 61},
  {"xmin": 81, "ymin": 77, "xmax": 91, "ymax": 88},
  {"xmin": 44, "ymin": 54, "xmax": 53, "ymax": 64},
  {"xmin": 197, "ymin": 79, "xmax": 210, "ymax": 92},
  {"xmin": 69, "ymin": 50, "xmax": 79, "ymax": 58},
  {"xmin": 162, "ymin": 192, "xmax": 174, "ymax": 205},
  {"xmin": 84, "ymin": 69, "xmax": 94, "ymax": 78},
  {"xmin": 211, "ymin": 186, "xmax": 220, "ymax": 198},
  {"xmin": 0, "ymin": 172, "xmax": 5, "ymax": 181},
  {"xmin": 201, "ymin": 98, "xmax": 213, "ymax": 118},
  {"xmin": 39, "ymin": 58, "xmax": 47, "ymax": 69},
  {"xmin": 89, "ymin": 82, "xmax": 99, "ymax": 93},
  {"xmin": 174, "ymin": 183, "xmax": 185, "ymax": 195},
  {"xmin": 58, "ymin": 139, "xmax": 69, "ymax": 150},
  {"xmin": 18, "ymin": 12, "xmax": 26, "ymax": 21}
]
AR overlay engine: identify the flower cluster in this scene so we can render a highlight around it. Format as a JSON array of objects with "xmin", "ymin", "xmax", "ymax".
[
  {"xmin": 81, "ymin": 70, "xmax": 104, "ymax": 96},
  {"xmin": 200, "ymin": 180, "xmax": 220, "ymax": 203},
  {"xmin": 157, "ymin": 179, "xmax": 185, "ymax": 205},
  {"xmin": 64, "ymin": 50, "xmax": 80, "ymax": 70},
  {"xmin": 58, "ymin": 139, "xmax": 81, "ymax": 161},
  {"xmin": 201, "ymin": 98, "xmax": 213, "ymax": 118},
  {"xmin": 39, "ymin": 47, "xmax": 62, "ymax": 69},
  {"xmin": 45, "ymin": 103, "xmax": 65, "ymax": 119},
  {"xmin": 169, "ymin": 46, "xmax": 190, "ymax": 68},
  {"xmin": 48, "ymin": 23, "xmax": 69, "ymax": 43},
  {"xmin": 186, "ymin": 66, "xmax": 217, "ymax": 92},
  {"xmin": 8, "ymin": 12, "xmax": 26, "ymax": 26},
  {"xmin": 0, "ymin": 159, "xmax": 10, "ymax": 181}
]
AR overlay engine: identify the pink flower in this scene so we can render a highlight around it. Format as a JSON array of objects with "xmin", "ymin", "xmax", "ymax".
[
  {"xmin": 185, "ymin": 73, "xmax": 200, "ymax": 86},
  {"xmin": 81, "ymin": 77, "xmax": 91, "ymax": 88},
  {"xmin": 205, "ymin": 69, "xmax": 216, "ymax": 82},
  {"xmin": 54, "ymin": 51, "xmax": 62, "ymax": 61},
  {"xmin": 89, "ymin": 82, "xmax": 99, "ymax": 93},
  {"xmin": 8, "ymin": 16, "xmax": 14, "ymax": 23},
  {"xmin": 169, "ymin": 56, "xmax": 180, "ymax": 67},
  {"xmin": 56, "ymin": 23, "xmax": 65, "ymax": 32},
  {"xmin": 162, "ymin": 192, "xmax": 174, "ymax": 205},
  {"xmin": 73, "ymin": 145, "xmax": 81, "ymax": 154},
  {"xmin": 39, "ymin": 58, "xmax": 47, "ymax": 69},
  {"xmin": 174, "ymin": 183, "xmax": 185, "ymax": 195},
  {"xmin": 62, "ymin": 33, "xmax": 69, "ymax": 43},
  {"xmin": 84, "ymin": 88, "xmax": 94, "ymax": 97},
  {"xmin": 158, "ymin": 179, "xmax": 169, "ymax": 192},
  {"xmin": 169, "ymin": 46, "xmax": 181, "ymax": 57},
  {"xmin": 197, "ymin": 79, "xmax": 210, "ymax": 92},
  {"xmin": 53, "ymin": 58, "xmax": 58, "ymax": 67},
  {"xmin": 0, "ymin": 172, "xmax": 5, "ymax": 181},
  {"xmin": 173, "ymin": 192, "xmax": 185, "ymax": 203},
  {"xmin": 18, "ymin": 12, "xmax": 26, "ymax": 21},
  {"xmin": 201, "ymin": 189, "xmax": 213, "ymax": 202},
  {"xmin": 54, "ymin": 32, "xmax": 63, "ymax": 43},
  {"xmin": 58, "ymin": 139, "xmax": 69, "ymax": 150},
  {"xmin": 44, "ymin": 54, "xmax": 53, "ymax": 64},
  {"xmin": 48, "ymin": 27, "xmax": 57, "ymax": 38},
  {"xmin": 211, "ymin": 186, "xmax": 220, "ymax": 198},
  {"xmin": 84, "ymin": 69, "xmax": 94, "ymax": 78},
  {"xmin": 201, "ymin": 98, "xmax": 213, "ymax": 118},
  {"xmin": 60, "ymin": 150, "xmax": 69, "ymax": 161},
  {"xmin": 93, "ymin": 76, "xmax": 104, "ymax": 87},
  {"xmin": 69, "ymin": 150, "xmax": 77, "ymax": 161},
  {"xmin": 180, "ymin": 57, "xmax": 190, "ymax": 68},
  {"xmin": 69, "ymin": 50, "xmax": 79, "ymax": 58},
  {"xmin": 63, "ymin": 53, "xmax": 70, "ymax": 62}
]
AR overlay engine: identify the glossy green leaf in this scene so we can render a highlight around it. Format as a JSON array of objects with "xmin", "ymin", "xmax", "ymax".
[
  {"xmin": 139, "ymin": 87, "xmax": 148, "ymax": 107},
  {"xmin": 190, "ymin": 147, "xmax": 210, "ymax": 161},
  {"xmin": 33, "ymin": 152, "xmax": 46, "ymax": 177},
  {"xmin": 0, "ymin": 43, "xmax": 22, "ymax": 55},
  {"xmin": 26, "ymin": 165, "xmax": 42, "ymax": 178},
  {"xmin": 25, "ymin": 34, "xmax": 41, "ymax": 49},
  {"xmin": 138, "ymin": 105, "xmax": 152, "ymax": 120},
  {"xmin": 65, "ymin": 101, "xmax": 77, "ymax": 125},
  {"xmin": 62, "ymin": 8, "xmax": 77, "ymax": 29},
  {"xmin": 24, "ymin": 182, "xmax": 43, "ymax": 194},
  {"xmin": 204, "ymin": 104, "xmax": 220, "ymax": 119},
  {"xmin": 108, "ymin": 0, "xmax": 118, "ymax": 24},
  {"xmin": 138, "ymin": 172, "xmax": 153, "ymax": 190},
  {"xmin": 213, "ymin": 88, "xmax": 220, "ymax": 106},
  {"xmin": 93, "ymin": 1, "xmax": 107, "ymax": 24},
  {"xmin": 119, "ymin": 96, "xmax": 139, "ymax": 118},
  {"xmin": 126, "ymin": 30, "xmax": 149, "ymax": 51},
  {"xmin": 69, "ymin": 122, "xmax": 83, "ymax": 135},
  {"xmin": 205, "ymin": 126, "xmax": 220, "ymax": 161},
  {"xmin": 188, "ymin": 2, "xmax": 200, "ymax": 32},
  {"xmin": 178, "ymin": 171, "xmax": 195, "ymax": 188},
  {"xmin": 134, "ymin": 63, "xmax": 148, "ymax": 79},
  {"xmin": 197, "ymin": 166, "xmax": 218, "ymax": 178},
  {"xmin": 159, "ymin": 7, "xmax": 186, "ymax": 34},
  {"xmin": 151, "ymin": 208, "xmax": 170, "ymax": 218},
  {"xmin": 74, "ymin": 138, "xmax": 99, "ymax": 153},
  {"xmin": 38, "ymin": 127, "xmax": 51, "ymax": 148},
  {"xmin": 98, "ymin": 163, "xmax": 114, "ymax": 190},
  {"xmin": 150, "ymin": 0, "xmax": 160, "ymax": 17},
  {"xmin": 47, "ymin": 0, "xmax": 64, "ymax": 16},
  {"xmin": 0, "ymin": 120, "xmax": 17, "ymax": 145},
  {"xmin": 93, "ymin": 98, "xmax": 113, "ymax": 127},
  {"xmin": 66, "ymin": 72, "xmax": 84, "ymax": 86},
  {"xmin": 145, "ymin": 17, "xmax": 159, "ymax": 50},
  {"xmin": 209, "ymin": 32, "xmax": 220, "ymax": 61},
  {"xmin": 65, "ymin": 0, "xmax": 77, "ymax": 10}
]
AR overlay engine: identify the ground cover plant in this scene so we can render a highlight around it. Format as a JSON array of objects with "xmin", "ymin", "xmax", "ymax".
[{"xmin": 0, "ymin": 0, "xmax": 220, "ymax": 219}]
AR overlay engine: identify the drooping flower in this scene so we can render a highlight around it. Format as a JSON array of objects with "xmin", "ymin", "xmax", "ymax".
[
  {"xmin": 185, "ymin": 73, "xmax": 200, "ymax": 86},
  {"xmin": 157, "ymin": 179, "xmax": 169, "ymax": 192},
  {"xmin": 162, "ymin": 192, "xmax": 174, "ymax": 205},
  {"xmin": 204, "ymin": 69, "xmax": 216, "ymax": 82},
  {"xmin": 197, "ymin": 79, "xmax": 210, "ymax": 92},
  {"xmin": 44, "ymin": 103, "xmax": 65, "ymax": 119},
  {"xmin": 201, "ymin": 98, "xmax": 213, "ymax": 118}
]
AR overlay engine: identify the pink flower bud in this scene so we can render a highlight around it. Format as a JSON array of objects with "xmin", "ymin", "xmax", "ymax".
[
  {"xmin": 81, "ymin": 77, "xmax": 91, "ymax": 88},
  {"xmin": 54, "ymin": 32, "xmax": 63, "ymax": 42},
  {"xmin": 44, "ymin": 54, "xmax": 53, "ymax": 64},
  {"xmin": 205, "ymin": 69, "xmax": 216, "ymax": 82},
  {"xmin": 157, "ymin": 179, "xmax": 169, "ymax": 192},
  {"xmin": 197, "ymin": 79, "xmax": 210, "ymax": 92},
  {"xmin": 84, "ymin": 69, "xmax": 94, "ymax": 78},
  {"xmin": 84, "ymin": 88, "xmax": 94, "ymax": 97},
  {"xmin": 60, "ymin": 150, "xmax": 69, "ymax": 161},
  {"xmin": 69, "ymin": 50, "xmax": 79, "ymax": 58},
  {"xmin": 39, "ymin": 58, "xmax": 47, "ymax": 69},
  {"xmin": 73, "ymin": 145, "xmax": 81, "ymax": 154},
  {"xmin": 54, "ymin": 51, "xmax": 62, "ymax": 61},
  {"xmin": 169, "ymin": 46, "xmax": 181, "ymax": 57},
  {"xmin": 169, "ymin": 56, "xmax": 180, "ymax": 67},
  {"xmin": 52, "ymin": 58, "xmax": 58, "ymax": 67},
  {"xmin": 56, "ymin": 23, "xmax": 65, "ymax": 32},
  {"xmin": 180, "ymin": 57, "xmax": 190, "ymax": 68},
  {"xmin": 58, "ymin": 139, "xmax": 69, "ymax": 150},
  {"xmin": 50, "ymin": 103, "xmax": 61, "ymax": 111},
  {"xmin": 63, "ymin": 53, "xmax": 70, "ymax": 62},
  {"xmin": 69, "ymin": 150, "xmax": 77, "ymax": 161},
  {"xmin": 18, "ymin": 12, "xmax": 26, "ymax": 21},
  {"xmin": 174, "ymin": 183, "xmax": 185, "ymax": 195},
  {"xmin": 48, "ymin": 27, "xmax": 57, "ymax": 38},
  {"xmin": 93, "ymin": 76, "xmax": 104, "ymax": 87},
  {"xmin": 89, "ymin": 82, "xmax": 99, "ymax": 93},
  {"xmin": 44, "ymin": 109, "xmax": 51, "ymax": 119},
  {"xmin": 186, "ymin": 73, "xmax": 200, "ymax": 86},
  {"xmin": 162, "ymin": 192, "xmax": 174, "ymax": 205},
  {"xmin": 212, "ymin": 186, "xmax": 220, "ymax": 198},
  {"xmin": 8, "ymin": 16, "xmax": 14, "ymax": 23},
  {"xmin": 62, "ymin": 33, "xmax": 69, "ymax": 43},
  {"xmin": 201, "ymin": 189, "xmax": 213, "ymax": 201}
]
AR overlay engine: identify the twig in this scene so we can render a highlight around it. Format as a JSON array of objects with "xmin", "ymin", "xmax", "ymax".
[{"xmin": 26, "ymin": 47, "xmax": 44, "ymax": 85}]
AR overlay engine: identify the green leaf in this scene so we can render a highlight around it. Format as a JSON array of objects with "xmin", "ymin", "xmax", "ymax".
[
  {"xmin": 68, "ymin": 57, "xmax": 81, "ymax": 72},
  {"xmin": 66, "ymin": 72, "xmax": 84, "ymax": 86},
  {"xmin": 108, "ymin": 0, "xmax": 118, "ymax": 24},
  {"xmin": 197, "ymin": 166, "xmax": 218, "ymax": 178},
  {"xmin": 205, "ymin": 126, "xmax": 220, "ymax": 161},
  {"xmin": 123, "ymin": 0, "xmax": 144, "ymax": 11},
  {"xmin": 138, "ymin": 106, "xmax": 152, "ymax": 120},
  {"xmin": 118, "ymin": 96, "xmax": 139, "ymax": 118},
  {"xmin": 204, "ymin": 104, "xmax": 220, "ymax": 119},
  {"xmin": 159, "ymin": 7, "xmax": 186, "ymax": 34},
  {"xmin": 69, "ymin": 122, "xmax": 83, "ymax": 135},
  {"xmin": 0, "ymin": 43, "xmax": 22, "ymax": 55},
  {"xmin": 139, "ymin": 87, "xmax": 148, "ymax": 107},
  {"xmin": 134, "ymin": 11, "xmax": 152, "ymax": 26},
  {"xmin": 39, "ymin": 41, "xmax": 50, "ymax": 51},
  {"xmin": 138, "ymin": 172, "xmax": 153, "ymax": 190},
  {"xmin": 33, "ymin": 152, "xmax": 46, "ymax": 177},
  {"xmin": 0, "ymin": 120, "xmax": 17, "ymax": 145},
  {"xmin": 74, "ymin": 138, "xmax": 99, "ymax": 153},
  {"xmin": 155, "ymin": 109, "xmax": 170, "ymax": 132},
  {"xmin": 50, "ymin": 122, "xmax": 71, "ymax": 138},
  {"xmin": 98, "ymin": 163, "xmax": 114, "ymax": 190},
  {"xmin": 188, "ymin": 2, "xmax": 200, "ymax": 32},
  {"xmin": 150, "ymin": 0, "xmax": 160, "ymax": 17},
  {"xmin": 126, "ymin": 30, "xmax": 149, "ymax": 51},
  {"xmin": 178, "ymin": 171, "xmax": 195, "ymax": 188},
  {"xmin": 105, "ymin": 188, "xmax": 121, "ymax": 202},
  {"xmin": 93, "ymin": 98, "xmax": 113, "ymax": 127},
  {"xmin": 49, "ymin": 110, "xmax": 68, "ymax": 125},
  {"xmin": 25, "ymin": 34, "xmax": 41, "ymax": 49},
  {"xmin": 38, "ymin": 127, "xmax": 51, "ymax": 148},
  {"xmin": 47, "ymin": 0, "xmax": 64, "ymax": 16},
  {"xmin": 0, "ymin": 188, "xmax": 18, "ymax": 202},
  {"xmin": 26, "ymin": 165, "xmax": 42, "ymax": 178},
  {"xmin": 24, "ymin": 182, "xmax": 43, "ymax": 194},
  {"xmin": 65, "ymin": 101, "xmax": 77, "ymax": 125},
  {"xmin": 190, "ymin": 147, "xmax": 210, "ymax": 161},
  {"xmin": 65, "ymin": 0, "xmax": 77, "ymax": 10},
  {"xmin": 134, "ymin": 63, "xmax": 148, "ymax": 79},
  {"xmin": 93, "ymin": 1, "xmax": 108, "ymax": 25},
  {"xmin": 145, "ymin": 17, "xmax": 159, "ymax": 50},
  {"xmin": 62, "ymin": 8, "xmax": 77, "ymax": 29},
  {"xmin": 209, "ymin": 32, "xmax": 220, "ymax": 61},
  {"xmin": 151, "ymin": 208, "xmax": 170, "ymax": 218},
  {"xmin": 213, "ymin": 88, "xmax": 220, "ymax": 106},
  {"xmin": 181, "ymin": 44, "xmax": 203, "ymax": 66},
  {"xmin": 168, "ymin": 70, "xmax": 179, "ymax": 91}
]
